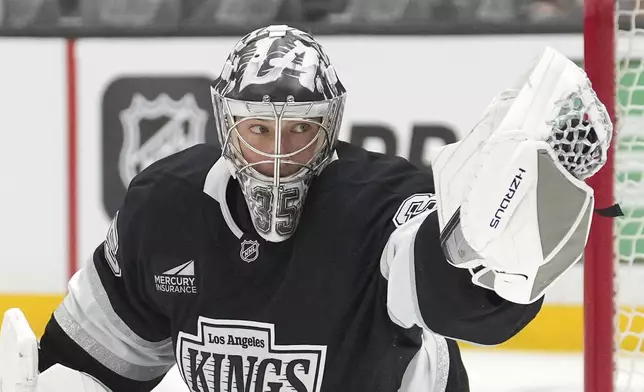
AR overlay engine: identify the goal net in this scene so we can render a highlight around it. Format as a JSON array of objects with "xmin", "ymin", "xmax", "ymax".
[{"xmin": 585, "ymin": 0, "xmax": 644, "ymax": 391}]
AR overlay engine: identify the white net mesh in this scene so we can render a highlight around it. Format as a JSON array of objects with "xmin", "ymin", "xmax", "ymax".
[
  {"xmin": 614, "ymin": 1, "xmax": 644, "ymax": 390},
  {"xmin": 546, "ymin": 87, "xmax": 612, "ymax": 180}
]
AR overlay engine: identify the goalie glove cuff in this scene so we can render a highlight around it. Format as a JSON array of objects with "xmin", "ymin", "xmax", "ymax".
[{"xmin": 455, "ymin": 136, "xmax": 595, "ymax": 305}]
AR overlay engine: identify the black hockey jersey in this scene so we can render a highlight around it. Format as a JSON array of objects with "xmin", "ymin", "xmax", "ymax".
[{"xmin": 39, "ymin": 142, "xmax": 542, "ymax": 392}]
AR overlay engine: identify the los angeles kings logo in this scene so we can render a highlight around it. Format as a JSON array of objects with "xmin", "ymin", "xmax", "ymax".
[{"xmin": 177, "ymin": 317, "xmax": 327, "ymax": 392}]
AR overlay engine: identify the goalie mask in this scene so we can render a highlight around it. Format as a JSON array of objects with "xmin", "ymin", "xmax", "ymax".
[{"xmin": 211, "ymin": 25, "xmax": 347, "ymax": 242}]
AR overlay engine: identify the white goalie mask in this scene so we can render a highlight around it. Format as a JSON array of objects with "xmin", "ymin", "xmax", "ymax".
[{"xmin": 211, "ymin": 25, "xmax": 347, "ymax": 242}]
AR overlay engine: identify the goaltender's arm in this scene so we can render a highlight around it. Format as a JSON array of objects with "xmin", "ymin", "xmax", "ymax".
[
  {"xmin": 38, "ymin": 175, "xmax": 175, "ymax": 391},
  {"xmin": 378, "ymin": 162, "xmax": 543, "ymax": 346}
]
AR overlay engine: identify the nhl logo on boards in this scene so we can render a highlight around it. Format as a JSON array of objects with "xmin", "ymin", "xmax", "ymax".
[
  {"xmin": 240, "ymin": 239, "xmax": 260, "ymax": 263},
  {"xmin": 101, "ymin": 76, "xmax": 218, "ymax": 219},
  {"xmin": 118, "ymin": 93, "xmax": 207, "ymax": 188}
]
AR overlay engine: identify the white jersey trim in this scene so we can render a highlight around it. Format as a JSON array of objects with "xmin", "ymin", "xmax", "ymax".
[
  {"xmin": 203, "ymin": 157, "xmax": 244, "ymax": 239},
  {"xmin": 54, "ymin": 260, "xmax": 174, "ymax": 381},
  {"xmin": 380, "ymin": 208, "xmax": 433, "ymax": 331}
]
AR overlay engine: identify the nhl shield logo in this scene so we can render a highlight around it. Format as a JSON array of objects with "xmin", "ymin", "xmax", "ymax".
[
  {"xmin": 118, "ymin": 93, "xmax": 207, "ymax": 187},
  {"xmin": 240, "ymin": 239, "xmax": 260, "ymax": 263},
  {"xmin": 177, "ymin": 317, "xmax": 327, "ymax": 392}
]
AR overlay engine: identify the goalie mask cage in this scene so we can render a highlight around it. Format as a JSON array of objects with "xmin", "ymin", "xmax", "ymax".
[{"xmin": 584, "ymin": 0, "xmax": 644, "ymax": 391}]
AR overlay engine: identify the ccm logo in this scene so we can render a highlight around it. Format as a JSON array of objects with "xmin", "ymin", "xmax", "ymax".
[{"xmin": 489, "ymin": 168, "xmax": 526, "ymax": 229}]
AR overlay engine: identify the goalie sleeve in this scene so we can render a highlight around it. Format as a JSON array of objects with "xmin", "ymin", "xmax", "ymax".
[
  {"xmin": 415, "ymin": 211, "xmax": 542, "ymax": 344},
  {"xmin": 39, "ymin": 175, "xmax": 175, "ymax": 392},
  {"xmin": 380, "ymin": 175, "xmax": 542, "ymax": 346}
]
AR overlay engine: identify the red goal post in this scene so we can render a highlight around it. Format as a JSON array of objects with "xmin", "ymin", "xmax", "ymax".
[{"xmin": 584, "ymin": 0, "xmax": 644, "ymax": 391}]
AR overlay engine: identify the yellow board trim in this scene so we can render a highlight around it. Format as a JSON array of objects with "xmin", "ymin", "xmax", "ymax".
[
  {"xmin": 460, "ymin": 304, "xmax": 644, "ymax": 352},
  {"xmin": 0, "ymin": 294, "xmax": 64, "ymax": 338},
  {"xmin": 460, "ymin": 304, "xmax": 584, "ymax": 351},
  {"xmin": 1, "ymin": 295, "xmax": 642, "ymax": 353}
]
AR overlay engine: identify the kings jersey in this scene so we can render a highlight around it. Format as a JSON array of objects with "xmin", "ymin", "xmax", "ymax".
[{"xmin": 38, "ymin": 142, "xmax": 542, "ymax": 392}]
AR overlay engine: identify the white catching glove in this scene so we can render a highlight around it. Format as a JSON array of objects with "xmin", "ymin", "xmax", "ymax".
[
  {"xmin": 431, "ymin": 47, "xmax": 615, "ymax": 304},
  {"xmin": 0, "ymin": 309, "xmax": 110, "ymax": 392}
]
